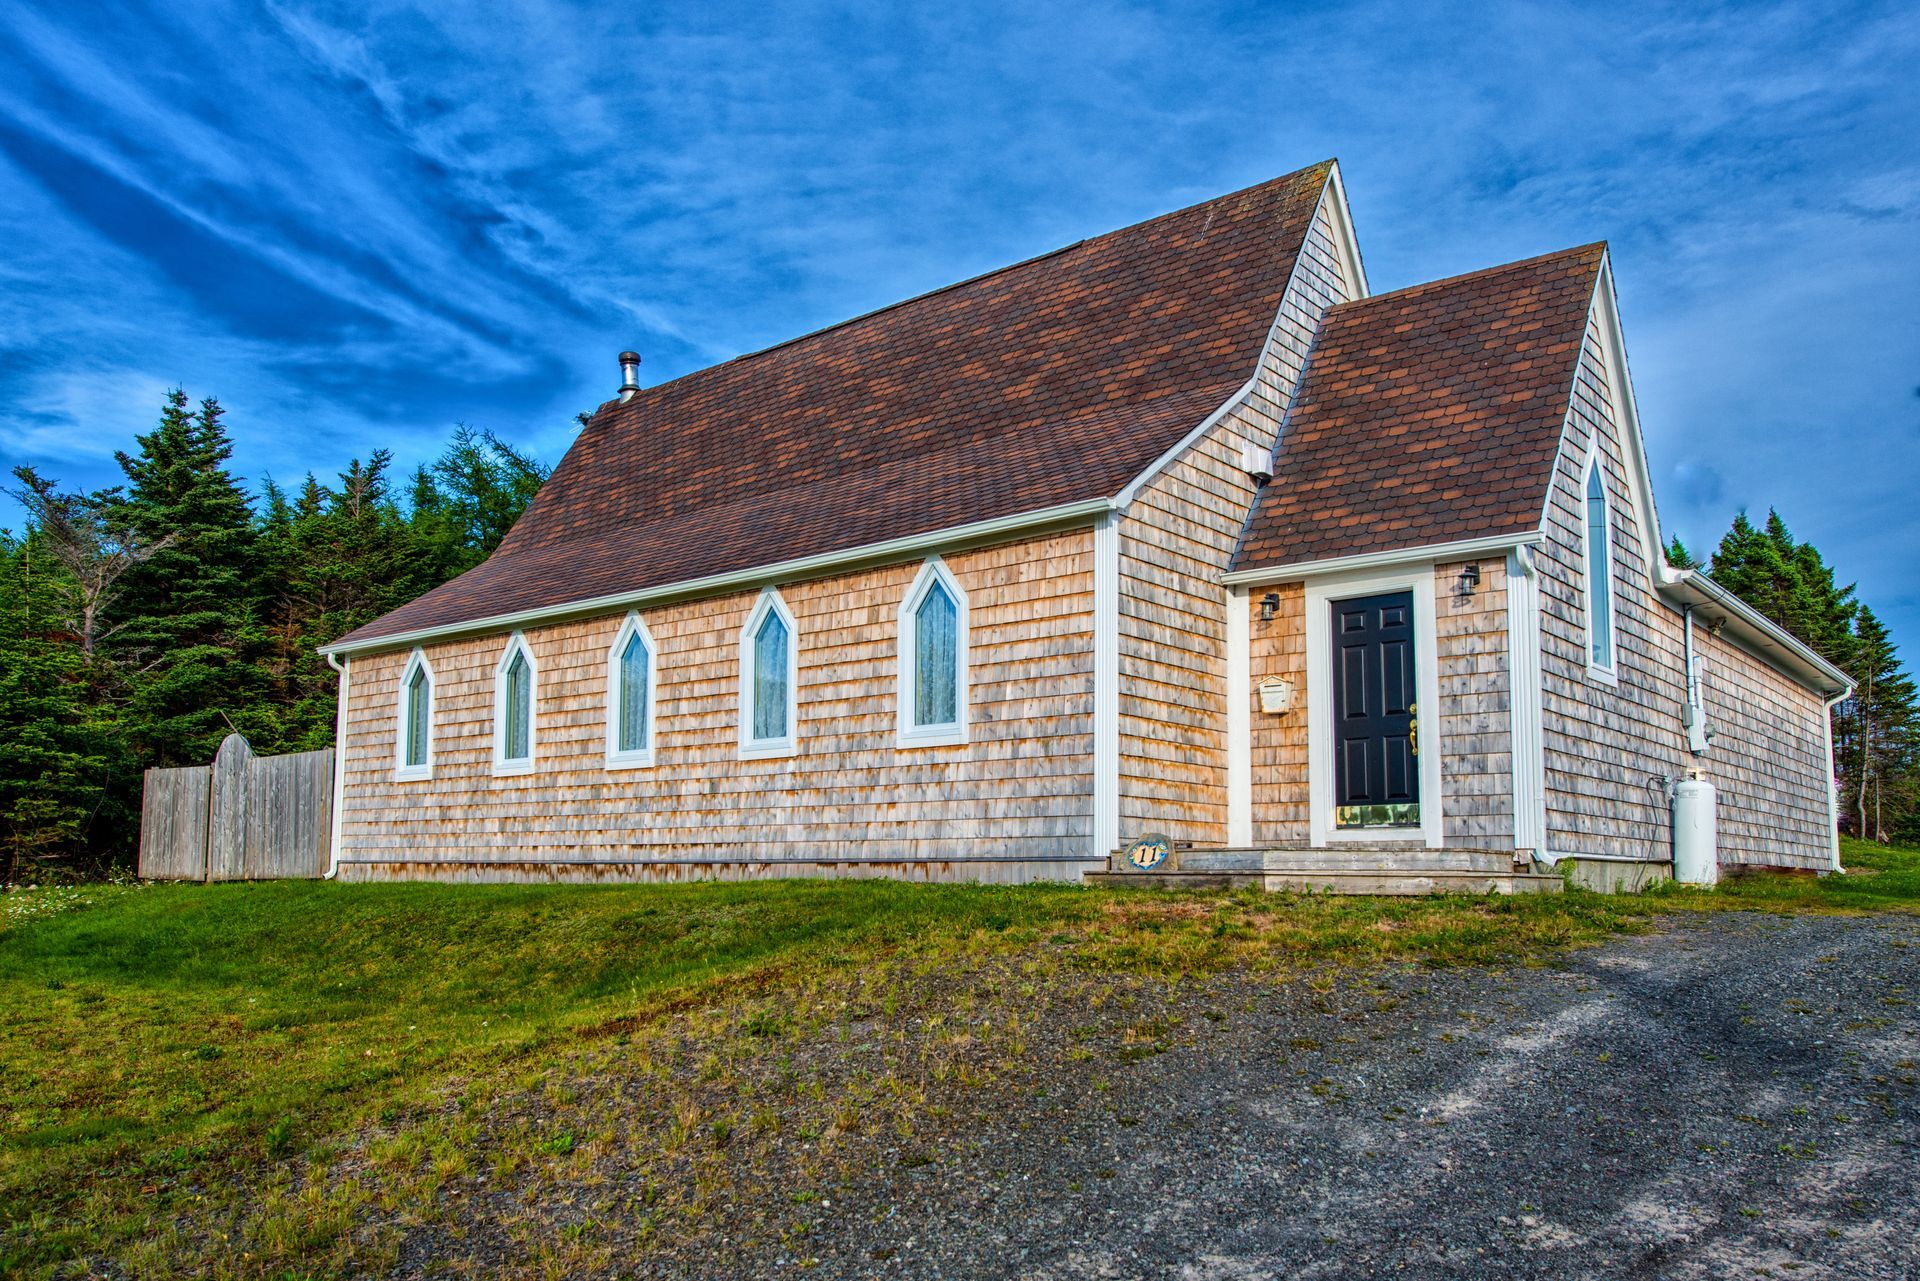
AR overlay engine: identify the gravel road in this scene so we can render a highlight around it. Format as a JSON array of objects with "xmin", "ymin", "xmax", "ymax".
[{"xmin": 761, "ymin": 912, "xmax": 1920, "ymax": 1280}]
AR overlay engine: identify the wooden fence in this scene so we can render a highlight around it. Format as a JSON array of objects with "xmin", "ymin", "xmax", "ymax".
[{"xmin": 137, "ymin": 734, "xmax": 334, "ymax": 881}]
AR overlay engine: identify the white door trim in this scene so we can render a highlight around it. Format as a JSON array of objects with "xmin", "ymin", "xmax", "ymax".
[
  {"xmin": 1305, "ymin": 565, "xmax": 1445, "ymax": 848},
  {"xmin": 1226, "ymin": 585, "xmax": 1253, "ymax": 847}
]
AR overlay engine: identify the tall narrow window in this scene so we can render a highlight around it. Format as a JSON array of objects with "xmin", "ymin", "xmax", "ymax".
[
  {"xmin": 605, "ymin": 612, "xmax": 658, "ymax": 769},
  {"xmin": 739, "ymin": 590, "xmax": 798, "ymax": 758},
  {"xmin": 493, "ymin": 634, "xmax": 537, "ymax": 774},
  {"xmin": 1584, "ymin": 456, "xmax": 1616, "ymax": 673},
  {"xmin": 897, "ymin": 558, "xmax": 969, "ymax": 746},
  {"xmin": 395, "ymin": 650, "xmax": 433, "ymax": 780}
]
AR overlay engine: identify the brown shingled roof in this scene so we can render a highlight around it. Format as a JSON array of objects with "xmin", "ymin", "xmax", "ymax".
[
  {"xmin": 1230, "ymin": 243, "xmax": 1606, "ymax": 574},
  {"xmin": 337, "ymin": 162, "xmax": 1335, "ymax": 647}
]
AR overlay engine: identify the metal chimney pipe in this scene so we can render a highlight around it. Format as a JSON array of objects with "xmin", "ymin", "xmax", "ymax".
[{"xmin": 618, "ymin": 351, "xmax": 641, "ymax": 401}]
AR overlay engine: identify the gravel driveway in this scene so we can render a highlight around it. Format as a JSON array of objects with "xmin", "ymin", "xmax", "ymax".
[{"xmin": 767, "ymin": 912, "xmax": 1920, "ymax": 1280}]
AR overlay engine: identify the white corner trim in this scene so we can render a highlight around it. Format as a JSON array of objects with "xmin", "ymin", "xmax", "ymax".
[
  {"xmin": 1226, "ymin": 585, "xmax": 1253, "ymax": 847},
  {"xmin": 738, "ymin": 587, "xmax": 800, "ymax": 760},
  {"xmin": 895, "ymin": 557, "xmax": 970, "ymax": 749},
  {"xmin": 1224, "ymin": 533, "xmax": 1540, "ymax": 588},
  {"xmin": 324, "ymin": 652, "xmax": 350, "ymax": 879},
  {"xmin": 393, "ymin": 648, "xmax": 435, "ymax": 781},
  {"xmin": 1506, "ymin": 548, "xmax": 1547, "ymax": 856},
  {"xmin": 321, "ymin": 497, "xmax": 1114, "ymax": 659},
  {"xmin": 1305, "ymin": 565, "xmax": 1445, "ymax": 849},
  {"xmin": 1322, "ymin": 159, "xmax": 1371, "ymax": 300},
  {"xmin": 604, "ymin": 611, "xmax": 660, "ymax": 769},
  {"xmin": 1092, "ymin": 512, "xmax": 1121, "ymax": 857},
  {"xmin": 491, "ymin": 631, "xmax": 537, "ymax": 776},
  {"xmin": 1580, "ymin": 446, "xmax": 1620, "ymax": 684}
]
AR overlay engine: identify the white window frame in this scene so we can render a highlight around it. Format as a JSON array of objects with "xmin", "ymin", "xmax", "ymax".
[
  {"xmin": 604, "ymin": 611, "xmax": 659, "ymax": 770},
  {"xmin": 1581, "ymin": 447, "xmax": 1619, "ymax": 683},
  {"xmin": 895, "ymin": 557, "xmax": 970, "ymax": 748},
  {"xmin": 492, "ymin": 631, "xmax": 538, "ymax": 776},
  {"xmin": 393, "ymin": 648, "xmax": 435, "ymax": 781},
  {"xmin": 737, "ymin": 588, "xmax": 799, "ymax": 760}
]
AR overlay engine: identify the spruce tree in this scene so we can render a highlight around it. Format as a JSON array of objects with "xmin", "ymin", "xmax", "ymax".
[
  {"xmin": 1840, "ymin": 609, "xmax": 1920, "ymax": 841},
  {"xmin": 1707, "ymin": 510, "xmax": 1856, "ymax": 665},
  {"xmin": 106, "ymin": 390, "xmax": 263, "ymax": 767},
  {"xmin": 0, "ymin": 533, "xmax": 116, "ymax": 881}
]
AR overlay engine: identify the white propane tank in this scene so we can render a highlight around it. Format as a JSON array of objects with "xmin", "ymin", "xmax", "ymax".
[{"xmin": 1672, "ymin": 775, "xmax": 1718, "ymax": 885}]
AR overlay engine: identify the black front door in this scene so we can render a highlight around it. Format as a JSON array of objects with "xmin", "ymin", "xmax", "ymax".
[{"xmin": 1331, "ymin": 591, "xmax": 1419, "ymax": 828}]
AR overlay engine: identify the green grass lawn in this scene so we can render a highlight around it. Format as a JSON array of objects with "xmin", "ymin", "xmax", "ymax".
[{"xmin": 3, "ymin": 838, "xmax": 1914, "ymax": 1278}]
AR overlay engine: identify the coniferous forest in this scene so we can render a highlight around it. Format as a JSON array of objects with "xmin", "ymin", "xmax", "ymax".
[
  {"xmin": 1, "ymin": 390, "xmax": 548, "ymax": 881},
  {"xmin": 3, "ymin": 392, "xmax": 1917, "ymax": 881}
]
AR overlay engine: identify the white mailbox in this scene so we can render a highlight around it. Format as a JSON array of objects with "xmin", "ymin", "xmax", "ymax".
[{"xmin": 1258, "ymin": 676, "xmax": 1295, "ymax": 714}]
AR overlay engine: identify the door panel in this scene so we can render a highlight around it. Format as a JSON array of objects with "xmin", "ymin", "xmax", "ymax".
[{"xmin": 1332, "ymin": 590, "xmax": 1420, "ymax": 828}]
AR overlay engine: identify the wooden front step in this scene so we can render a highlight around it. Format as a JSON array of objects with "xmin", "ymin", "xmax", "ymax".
[
  {"xmin": 1105, "ymin": 846, "xmax": 1524, "ymax": 876},
  {"xmin": 1089, "ymin": 845, "xmax": 1559, "ymax": 895},
  {"xmin": 1084, "ymin": 867, "xmax": 1563, "ymax": 896}
]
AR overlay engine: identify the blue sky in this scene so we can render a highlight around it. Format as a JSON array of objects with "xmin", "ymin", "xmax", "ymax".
[{"xmin": 2, "ymin": 1, "xmax": 1916, "ymax": 642}]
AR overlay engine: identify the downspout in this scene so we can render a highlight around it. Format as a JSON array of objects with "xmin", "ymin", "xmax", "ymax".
[
  {"xmin": 1823, "ymin": 688, "xmax": 1848, "ymax": 874},
  {"xmin": 324, "ymin": 651, "xmax": 350, "ymax": 880}
]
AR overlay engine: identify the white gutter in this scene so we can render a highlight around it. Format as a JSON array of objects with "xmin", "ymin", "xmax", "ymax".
[
  {"xmin": 1223, "ymin": 532, "xmax": 1542, "ymax": 588},
  {"xmin": 1653, "ymin": 567, "xmax": 1851, "ymax": 697},
  {"xmin": 323, "ymin": 651, "xmax": 350, "ymax": 879},
  {"xmin": 322, "ymin": 496, "xmax": 1114, "ymax": 658}
]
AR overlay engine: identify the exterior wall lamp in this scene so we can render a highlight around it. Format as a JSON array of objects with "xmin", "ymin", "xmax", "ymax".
[
  {"xmin": 1457, "ymin": 564, "xmax": 1481, "ymax": 597},
  {"xmin": 1259, "ymin": 592, "xmax": 1281, "ymax": 622}
]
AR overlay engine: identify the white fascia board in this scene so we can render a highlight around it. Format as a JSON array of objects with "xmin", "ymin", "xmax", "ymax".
[
  {"xmin": 1223, "ymin": 533, "xmax": 1541, "ymax": 588},
  {"xmin": 1114, "ymin": 165, "xmax": 1353, "ymax": 514},
  {"xmin": 1113, "ymin": 374, "xmax": 1260, "ymax": 513},
  {"xmin": 322, "ymin": 497, "xmax": 1113, "ymax": 658},
  {"xmin": 1322, "ymin": 160, "xmax": 1370, "ymax": 300},
  {"xmin": 1586, "ymin": 255, "xmax": 1667, "ymax": 578},
  {"xmin": 1656, "ymin": 570, "xmax": 1852, "ymax": 696}
]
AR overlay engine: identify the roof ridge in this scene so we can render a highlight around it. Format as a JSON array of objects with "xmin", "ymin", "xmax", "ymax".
[
  {"xmin": 636, "ymin": 160, "xmax": 1336, "ymax": 382},
  {"xmin": 1332, "ymin": 241, "xmax": 1606, "ymax": 312}
]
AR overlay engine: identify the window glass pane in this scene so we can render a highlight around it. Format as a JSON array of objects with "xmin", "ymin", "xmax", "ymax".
[
  {"xmin": 505, "ymin": 651, "xmax": 530, "ymax": 760},
  {"xmin": 752, "ymin": 611, "xmax": 789, "ymax": 740},
  {"xmin": 1587, "ymin": 465, "xmax": 1613, "ymax": 666},
  {"xmin": 913, "ymin": 581, "xmax": 959, "ymax": 726},
  {"xmin": 618, "ymin": 632, "xmax": 649, "ymax": 752},
  {"xmin": 404, "ymin": 667, "xmax": 428, "ymax": 767}
]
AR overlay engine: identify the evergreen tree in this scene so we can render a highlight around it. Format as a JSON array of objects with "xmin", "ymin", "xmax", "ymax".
[
  {"xmin": 105, "ymin": 390, "xmax": 263, "ymax": 767},
  {"xmin": 1707, "ymin": 510, "xmax": 1857, "ymax": 666},
  {"xmin": 0, "ymin": 533, "xmax": 116, "ymax": 881},
  {"xmin": 1665, "ymin": 535, "xmax": 1698, "ymax": 570},
  {"xmin": 4, "ymin": 399, "xmax": 555, "ymax": 869},
  {"xmin": 252, "ymin": 452, "xmax": 440, "ymax": 750},
  {"xmin": 407, "ymin": 425, "xmax": 550, "ymax": 579},
  {"xmin": 1838, "ymin": 609, "xmax": 1920, "ymax": 842}
]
